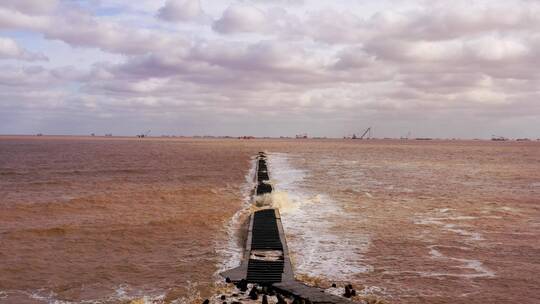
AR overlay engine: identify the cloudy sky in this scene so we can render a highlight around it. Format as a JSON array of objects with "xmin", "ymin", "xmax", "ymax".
[{"xmin": 0, "ymin": 0, "xmax": 539, "ymax": 138}]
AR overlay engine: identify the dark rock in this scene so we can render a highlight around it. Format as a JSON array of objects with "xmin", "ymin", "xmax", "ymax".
[
  {"xmin": 331, "ymin": 283, "xmax": 337, "ymax": 288},
  {"xmin": 232, "ymin": 302, "xmax": 241, "ymax": 304},
  {"xmin": 256, "ymin": 182, "xmax": 272, "ymax": 195},
  {"xmin": 347, "ymin": 284, "xmax": 353, "ymax": 290},
  {"xmin": 223, "ymin": 302, "xmax": 227, "ymax": 304},
  {"xmin": 344, "ymin": 286, "xmax": 352, "ymax": 298},
  {"xmin": 225, "ymin": 277, "xmax": 231, "ymax": 283},
  {"xmin": 276, "ymin": 294, "xmax": 286, "ymax": 304},
  {"xmin": 262, "ymin": 295, "xmax": 268, "ymax": 304},
  {"xmin": 232, "ymin": 294, "xmax": 238, "ymax": 297},
  {"xmin": 351, "ymin": 289, "xmax": 356, "ymax": 296},
  {"xmin": 203, "ymin": 300, "xmax": 209, "ymax": 304},
  {"xmin": 249, "ymin": 286, "xmax": 258, "ymax": 300},
  {"xmin": 293, "ymin": 297, "xmax": 306, "ymax": 304},
  {"xmin": 236, "ymin": 279, "xmax": 248, "ymax": 292},
  {"xmin": 221, "ymin": 295, "xmax": 226, "ymax": 300}
]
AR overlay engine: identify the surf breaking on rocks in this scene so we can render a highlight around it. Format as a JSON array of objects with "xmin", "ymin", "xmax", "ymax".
[{"xmin": 214, "ymin": 152, "xmax": 363, "ymax": 304}]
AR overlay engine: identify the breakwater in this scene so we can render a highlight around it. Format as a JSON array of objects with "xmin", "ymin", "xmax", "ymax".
[{"xmin": 219, "ymin": 152, "xmax": 358, "ymax": 304}]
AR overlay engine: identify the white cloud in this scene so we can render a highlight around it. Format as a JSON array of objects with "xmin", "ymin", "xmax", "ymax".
[
  {"xmin": 0, "ymin": 7, "xmax": 50, "ymax": 30},
  {"xmin": 0, "ymin": 0, "xmax": 58, "ymax": 15},
  {"xmin": 157, "ymin": 0, "xmax": 206, "ymax": 22},
  {"xmin": 212, "ymin": 5, "xmax": 269, "ymax": 34},
  {"xmin": 0, "ymin": 37, "xmax": 48, "ymax": 61}
]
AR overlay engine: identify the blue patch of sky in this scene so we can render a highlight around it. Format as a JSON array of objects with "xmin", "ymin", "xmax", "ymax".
[{"xmin": 2, "ymin": 30, "xmax": 124, "ymax": 68}]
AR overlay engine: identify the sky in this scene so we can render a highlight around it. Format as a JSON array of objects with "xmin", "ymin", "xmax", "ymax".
[{"xmin": 0, "ymin": 0, "xmax": 539, "ymax": 138}]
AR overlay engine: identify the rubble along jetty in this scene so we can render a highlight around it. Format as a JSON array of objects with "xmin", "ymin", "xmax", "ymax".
[{"xmin": 220, "ymin": 152, "xmax": 357, "ymax": 304}]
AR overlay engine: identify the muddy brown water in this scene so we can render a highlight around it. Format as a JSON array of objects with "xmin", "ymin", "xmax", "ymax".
[{"xmin": 0, "ymin": 136, "xmax": 539, "ymax": 303}]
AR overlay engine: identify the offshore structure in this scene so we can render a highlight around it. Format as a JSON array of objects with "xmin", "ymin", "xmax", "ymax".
[
  {"xmin": 352, "ymin": 127, "xmax": 371, "ymax": 139},
  {"xmin": 137, "ymin": 130, "xmax": 151, "ymax": 138},
  {"xmin": 491, "ymin": 135, "xmax": 508, "ymax": 141}
]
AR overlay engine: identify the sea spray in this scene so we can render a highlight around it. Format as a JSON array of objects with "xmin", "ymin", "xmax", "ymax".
[
  {"xmin": 267, "ymin": 153, "xmax": 372, "ymax": 280},
  {"xmin": 215, "ymin": 156, "xmax": 257, "ymax": 276}
]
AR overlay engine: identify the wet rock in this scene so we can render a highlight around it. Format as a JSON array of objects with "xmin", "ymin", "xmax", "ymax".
[
  {"xmin": 249, "ymin": 286, "xmax": 258, "ymax": 300},
  {"xmin": 344, "ymin": 286, "xmax": 352, "ymax": 298},
  {"xmin": 256, "ymin": 182, "xmax": 272, "ymax": 195},
  {"xmin": 236, "ymin": 279, "xmax": 248, "ymax": 292}
]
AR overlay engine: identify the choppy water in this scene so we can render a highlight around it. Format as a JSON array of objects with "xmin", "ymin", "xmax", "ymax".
[
  {"xmin": 1, "ymin": 137, "xmax": 539, "ymax": 303},
  {"xmin": 267, "ymin": 153, "xmax": 372, "ymax": 279}
]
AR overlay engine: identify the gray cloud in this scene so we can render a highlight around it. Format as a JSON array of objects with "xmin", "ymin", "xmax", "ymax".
[
  {"xmin": 0, "ymin": 0, "xmax": 539, "ymax": 138},
  {"xmin": 212, "ymin": 5, "xmax": 269, "ymax": 34},
  {"xmin": 0, "ymin": 0, "xmax": 58, "ymax": 15},
  {"xmin": 157, "ymin": 0, "xmax": 206, "ymax": 22}
]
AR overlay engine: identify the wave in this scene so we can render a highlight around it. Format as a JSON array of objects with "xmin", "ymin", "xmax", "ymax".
[{"xmin": 267, "ymin": 153, "xmax": 372, "ymax": 281}]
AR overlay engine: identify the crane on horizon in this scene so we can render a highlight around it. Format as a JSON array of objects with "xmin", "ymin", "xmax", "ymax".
[{"xmin": 352, "ymin": 127, "xmax": 371, "ymax": 139}]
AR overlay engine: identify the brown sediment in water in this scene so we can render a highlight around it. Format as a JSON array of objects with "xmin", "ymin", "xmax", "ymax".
[
  {"xmin": 1, "ymin": 136, "xmax": 539, "ymax": 303},
  {"xmin": 0, "ymin": 136, "xmax": 258, "ymax": 303}
]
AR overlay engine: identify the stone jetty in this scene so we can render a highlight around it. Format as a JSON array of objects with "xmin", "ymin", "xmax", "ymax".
[{"xmin": 219, "ymin": 152, "xmax": 359, "ymax": 304}]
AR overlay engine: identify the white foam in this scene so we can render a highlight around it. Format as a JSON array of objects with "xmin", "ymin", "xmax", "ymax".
[
  {"xmin": 170, "ymin": 281, "xmax": 202, "ymax": 304},
  {"xmin": 414, "ymin": 216, "xmax": 484, "ymax": 242},
  {"xmin": 413, "ymin": 211, "xmax": 495, "ymax": 279},
  {"xmin": 268, "ymin": 153, "xmax": 371, "ymax": 280},
  {"xmin": 215, "ymin": 156, "xmax": 257, "ymax": 275},
  {"xmin": 424, "ymin": 245, "xmax": 495, "ymax": 278},
  {"xmin": 443, "ymin": 224, "xmax": 484, "ymax": 241},
  {"xmin": 22, "ymin": 285, "xmax": 167, "ymax": 304}
]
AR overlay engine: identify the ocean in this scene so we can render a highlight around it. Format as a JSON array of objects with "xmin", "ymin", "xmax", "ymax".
[{"xmin": 1, "ymin": 136, "xmax": 539, "ymax": 303}]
